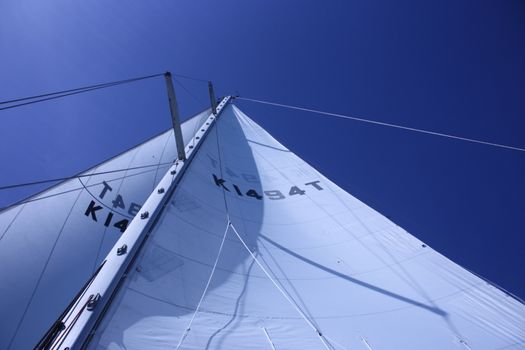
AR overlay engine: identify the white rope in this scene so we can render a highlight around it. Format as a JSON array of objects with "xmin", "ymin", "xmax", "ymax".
[
  {"xmin": 262, "ymin": 327, "xmax": 277, "ymax": 350},
  {"xmin": 237, "ymin": 97, "xmax": 525, "ymax": 153},
  {"xmin": 212, "ymin": 103, "xmax": 331, "ymax": 349},
  {"xmin": 361, "ymin": 337, "xmax": 374, "ymax": 350},
  {"xmin": 229, "ymin": 223, "xmax": 332, "ymax": 350},
  {"xmin": 175, "ymin": 220, "xmax": 230, "ymax": 349}
]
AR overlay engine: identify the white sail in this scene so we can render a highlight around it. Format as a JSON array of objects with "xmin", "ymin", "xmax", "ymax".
[
  {"xmin": 74, "ymin": 104, "xmax": 523, "ymax": 349},
  {"xmin": 0, "ymin": 109, "xmax": 210, "ymax": 350}
]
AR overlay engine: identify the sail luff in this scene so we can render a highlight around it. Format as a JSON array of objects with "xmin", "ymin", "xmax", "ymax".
[
  {"xmin": 80, "ymin": 104, "xmax": 523, "ymax": 349},
  {"xmin": 47, "ymin": 97, "xmax": 232, "ymax": 349}
]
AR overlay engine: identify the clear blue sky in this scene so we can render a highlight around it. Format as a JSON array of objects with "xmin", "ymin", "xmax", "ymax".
[{"xmin": 1, "ymin": 1, "xmax": 524, "ymax": 299}]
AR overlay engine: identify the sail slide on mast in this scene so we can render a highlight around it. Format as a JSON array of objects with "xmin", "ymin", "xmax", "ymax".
[
  {"xmin": 0, "ymin": 108, "xmax": 211, "ymax": 350},
  {"xmin": 47, "ymin": 101, "xmax": 524, "ymax": 349}
]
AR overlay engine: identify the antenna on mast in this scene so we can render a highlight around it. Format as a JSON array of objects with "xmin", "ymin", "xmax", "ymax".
[
  {"xmin": 208, "ymin": 81, "xmax": 218, "ymax": 115},
  {"xmin": 164, "ymin": 71, "xmax": 186, "ymax": 160}
]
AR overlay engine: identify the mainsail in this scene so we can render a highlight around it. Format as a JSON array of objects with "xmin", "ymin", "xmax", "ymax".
[
  {"xmin": 48, "ymin": 100, "xmax": 524, "ymax": 349},
  {"xmin": 0, "ymin": 108, "xmax": 211, "ymax": 350}
]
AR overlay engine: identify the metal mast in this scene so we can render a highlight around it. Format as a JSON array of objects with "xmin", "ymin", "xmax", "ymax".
[
  {"xmin": 164, "ymin": 72, "xmax": 186, "ymax": 160},
  {"xmin": 42, "ymin": 96, "xmax": 232, "ymax": 350}
]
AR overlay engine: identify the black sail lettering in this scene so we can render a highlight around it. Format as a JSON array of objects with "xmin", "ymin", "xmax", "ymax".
[
  {"xmin": 85, "ymin": 200, "xmax": 102, "ymax": 221},
  {"xmin": 212, "ymin": 174, "xmax": 230, "ymax": 191},
  {"xmin": 99, "ymin": 181, "xmax": 113, "ymax": 199}
]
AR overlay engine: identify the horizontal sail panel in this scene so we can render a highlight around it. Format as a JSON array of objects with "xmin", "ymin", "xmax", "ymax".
[
  {"xmin": 89, "ymin": 104, "xmax": 524, "ymax": 349},
  {"xmin": 0, "ymin": 109, "xmax": 210, "ymax": 350}
]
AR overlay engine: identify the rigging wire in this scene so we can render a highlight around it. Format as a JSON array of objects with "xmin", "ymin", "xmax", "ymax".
[
  {"xmin": 173, "ymin": 77, "xmax": 207, "ymax": 104},
  {"xmin": 167, "ymin": 72, "xmax": 209, "ymax": 83},
  {"xmin": 0, "ymin": 73, "xmax": 162, "ymax": 106},
  {"xmin": 0, "ymin": 73, "xmax": 164, "ymax": 111},
  {"xmin": 0, "ymin": 161, "xmax": 174, "ymax": 191},
  {"xmin": 0, "ymin": 73, "xmax": 214, "ymax": 205},
  {"xmin": 0, "ymin": 71, "xmax": 210, "ymax": 112},
  {"xmin": 237, "ymin": 97, "xmax": 525, "ymax": 153},
  {"xmin": 1, "ymin": 84, "xmax": 122, "ymax": 111}
]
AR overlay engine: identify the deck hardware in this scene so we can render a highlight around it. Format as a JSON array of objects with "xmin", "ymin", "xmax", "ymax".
[
  {"xmin": 157, "ymin": 188, "xmax": 165, "ymax": 194},
  {"xmin": 117, "ymin": 244, "xmax": 128, "ymax": 256},
  {"xmin": 86, "ymin": 294, "xmax": 101, "ymax": 311},
  {"xmin": 140, "ymin": 211, "xmax": 149, "ymax": 219}
]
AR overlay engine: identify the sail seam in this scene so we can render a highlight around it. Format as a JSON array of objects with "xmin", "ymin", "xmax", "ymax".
[
  {"xmin": 0, "ymin": 202, "xmax": 26, "ymax": 242},
  {"xmin": 7, "ymin": 187, "xmax": 86, "ymax": 350},
  {"xmin": 76, "ymin": 178, "xmax": 133, "ymax": 220},
  {"xmin": 0, "ymin": 166, "xmax": 171, "ymax": 213},
  {"xmin": 0, "ymin": 161, "xmax": 175, "ymax": 191},
  {"xmin": 0, "ymin": 105, "xmax": 210, "ymax": 214},
  {"xmin": 86, "ymin": 145, "xmax": 140, "ymax": 273},
  {"xmin": 141, "ymin": 235, "xmax": 431, "ymax": 281}
]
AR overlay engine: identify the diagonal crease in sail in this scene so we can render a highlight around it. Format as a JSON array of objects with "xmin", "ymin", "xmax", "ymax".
[{"xmin": 78, "ymin": 104, "xmax": 524, "ymax": 350}]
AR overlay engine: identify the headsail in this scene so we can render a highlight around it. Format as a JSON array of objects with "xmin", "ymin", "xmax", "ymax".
[
  {"xmin": 0, "ymin": 108, "xmax": 210, "ymax": 350},
  {"xmin": 53, "ymin": 102, "xmax": 524, "ymax": 349}
]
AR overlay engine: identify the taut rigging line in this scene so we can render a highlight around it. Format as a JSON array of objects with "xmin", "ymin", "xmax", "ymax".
[{"xmin": 237, "ymin": 97, "xmax": 525, "ymax": 153}]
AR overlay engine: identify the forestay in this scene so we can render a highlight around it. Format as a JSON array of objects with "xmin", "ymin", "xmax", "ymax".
[
  {"xmin": 0, "ymin": 108, "xmax": 210, "ymax": 350},
  {"xmin": 88, "ymin": 104, "xmax": 525, "ymax": 350}
]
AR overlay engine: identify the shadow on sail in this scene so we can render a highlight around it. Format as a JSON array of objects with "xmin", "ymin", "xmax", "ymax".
[
  {"xmin": 41, "ymin": 103, "xmax": 525, "ymax": 350},
  {"xmin": 90, "ymin": 104, "xmax": 267, "ymax": 348},
  {"xmin": 259, "ymin": 233, "xmax": 446, "ymax": 316}
]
